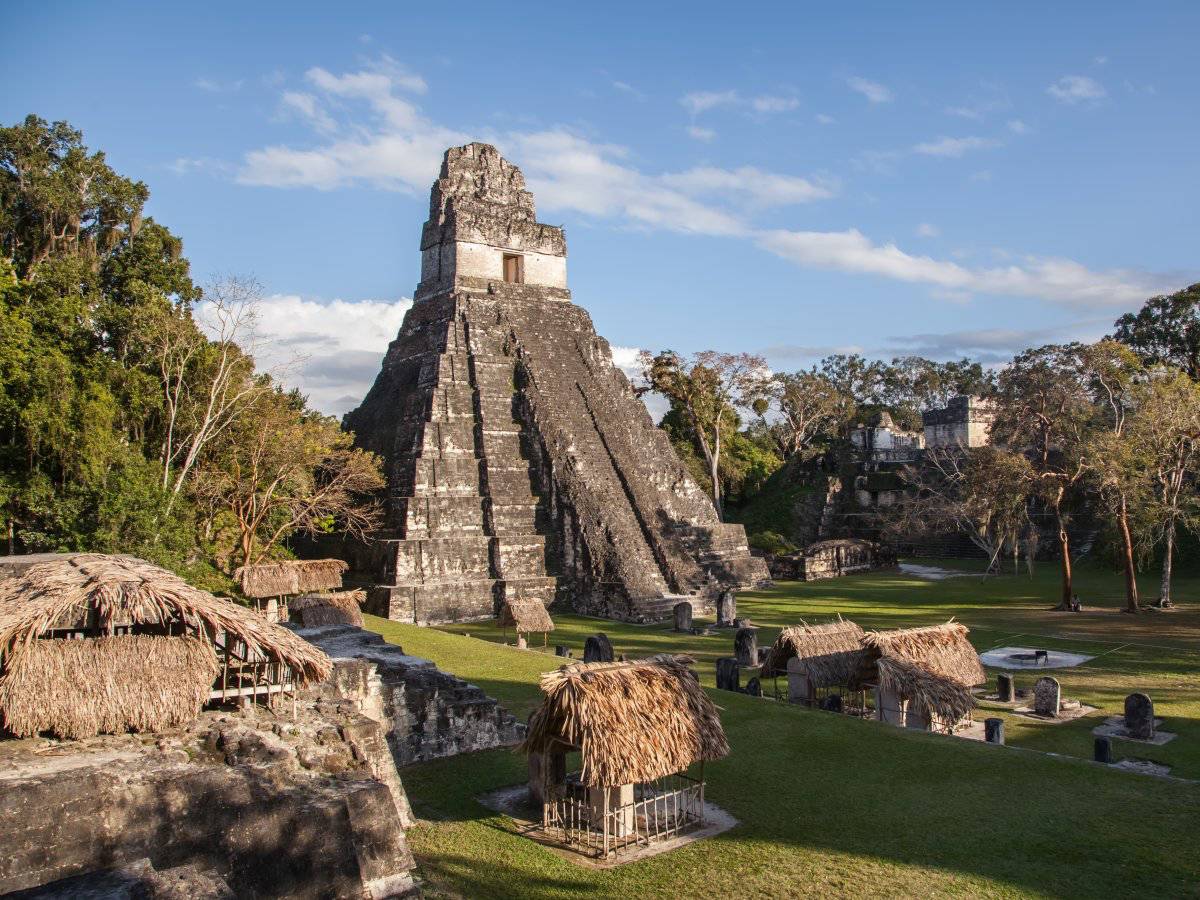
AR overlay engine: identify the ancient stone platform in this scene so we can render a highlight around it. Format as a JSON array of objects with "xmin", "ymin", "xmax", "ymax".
[
  {"xmin": 339, "ymin": 143, "xmax": 768, "ymax": 625},
  {"xmin": 294, "ymin": 623, "xmax": 524, "ymax": 765}
]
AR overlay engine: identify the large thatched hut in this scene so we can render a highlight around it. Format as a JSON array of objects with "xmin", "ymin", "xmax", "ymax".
[
  {"xmin": 498, "ymin": 598, "xmax": 555, "ymax": 648},
  {"xmin": 290, "ymin": 590, "xmax": 365, "ymax": 628},
  {"xmin": 853, "ymin": 621, "xmax": 985, "ymax": 733},
  {"xmin": 759, "ymin": 619, "xmax": 865, "ymax": 706},
  {"xmin": 0, "ymin": 554, "xmax": 331, "ymax": 740},
  {"xmin": 521, "ymin": 654, "xmax": 728, "ymax": 857}
]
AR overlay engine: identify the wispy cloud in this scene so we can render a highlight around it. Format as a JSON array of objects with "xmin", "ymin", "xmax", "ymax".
[
  {"xmin": 686, "ymin": 125, "xmax": 716, "ymax": 142},
  {"xmin": 235, "ymin": 59, "xmax": 1184, "ymax": 312},
  {"xmin": 1007, "ymin": 119, "xmax": 1030, "ymax": 134},
  {"xmin": 680, "ymin": 90, "xmax": 739, "ymax": 115},
  {"xmin": 612, "ymin": 80, "xmax": 647, "ymax": 101},
  {"xmin": 916, "ymin": 223, "xmax": 940, "ymax": 238},
  {"xmin": 912, "ymin": 135, "xmax": 999, "ymax": 158},
  {"xmin": 815, "ymin": 113, "xmax": 835, "ymax": 125},
  {"xmin": 1047, "ymin": 75, "xmax": 1106, "ymax": 105},
  {"xmin": 751, "ymin": 95, "xmax": 800, "ymax": 113},
  {"xmin": 886, "ymin": 318, "xmax": 1113, "ymax": 363},
  {"xmin": 846, "ymin": 76, "xmax": 893, "ymax": 104}
]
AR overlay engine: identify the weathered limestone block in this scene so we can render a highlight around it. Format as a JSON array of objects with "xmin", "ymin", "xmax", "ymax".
[
  {"xmin": 1124, "ymin": 692, "xmax": 1154, "ymax": 740},
  {"xmin": 583, "ymin": 633, "xmax": 614, "ymax": 663},
  {"xmin": 1034, "ymin": 676, "xmax": 1061, "ymax": 717},
  {"xmin": 734, "ymin": 627, "xmax": 758, "ymax": 667},
  {"xmin": 997, "ymin": 672, "xmax": 1015, "ymax": 702},
  {"xmin": 673, "ymin": 601, "xmax": 693, "ymax": 632},
  {"xmin": 297, "ymin": 624, "xmax": 523, "ymax": 767},
  {"xmin": 716, "ymin": 657, "xmax": 741, "ymax": 692}
]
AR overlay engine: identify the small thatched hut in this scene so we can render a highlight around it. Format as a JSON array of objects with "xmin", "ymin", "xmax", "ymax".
[
  {"xmin": 521, "ymin": 654, "xmax": 728, "ymax": 857},
  {"xmin": 235, "ymin": 559, "xmax": 348, "ymax": 599},
  {"xmin": 290, "ymin": 590, "xmax": 365, "ymax": 628},
  {"xmin": 498, "ymin": 598, "xmax": 555, "ymax": 648},
  {"xmin": 854, "ymin": 621, "xmax": 985, "ymax": 733},
  {"xmin": 0, "ymin": 554, "xmax": 331, "ymax": 739},
  {"xmin": 759, "ymin": 619, "xmax": 865, "ymax": 706}
]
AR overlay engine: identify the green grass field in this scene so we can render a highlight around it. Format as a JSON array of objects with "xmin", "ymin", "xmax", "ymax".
[{"xmin": 365, "ymin": 560, "xmax": 1200, "ymax": 898}]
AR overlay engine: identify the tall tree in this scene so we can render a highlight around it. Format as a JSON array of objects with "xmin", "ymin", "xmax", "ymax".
[
  {"xmin": 1125, "ymin": 371, "xmax": 1200, "ymax": 608},
  {"xmin": 757, "ymin": 369, "xmax": 849, "ymax": 459},
  {"xmin": 991, "ymin": 344, "xmax": 1092, "ymax": 609},
  {"xmin": 640, "ymin": 349, "xmax": 768, "ymax": 519},
  {"xmin": 1078, "ymin": 340, "xmax": 1147, "ymax": 613},
  {"xmin": 1112, "ymin": 283, "xmax": 1200, "ymax": 380}
]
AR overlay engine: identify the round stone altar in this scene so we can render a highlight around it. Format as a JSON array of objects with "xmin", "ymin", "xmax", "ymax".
[{"xmin": 977, "ymin": 646, "xmax": 1094, "ymax": 670}]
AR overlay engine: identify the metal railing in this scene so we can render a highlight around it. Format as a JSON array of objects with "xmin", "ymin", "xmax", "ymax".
[{"xmin": 543, "ymin": 772, "xmax": 706, "ymax": 858}]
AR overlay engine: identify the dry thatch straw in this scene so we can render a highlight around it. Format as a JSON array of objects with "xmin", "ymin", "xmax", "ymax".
[
  {"xmin": 0, "ymin": 634, "xmax": 218, "ymax": 739},
  {"xmin": 235, "ymin": 559, "xmax": 348, "ymax": 598},
  {"xmin": 294, "ymin": 559, "xmax": 348, "ymax": 593},
  {"xmin": 498, "ymin": 598, "xmax": 555, "ymax": 634},
  {"xmin": 855, "ymin": 621, "xmax": 985, "ymax": 723},
  {"xmin": 0, "ymin": 554, "xmax": 331, "ymax": 684},
  {"xmin": 759, "ymin": 617, "xmax": 864, "ymax": 684},
  {"xmin": 291, "ymin": 590, "xmax": 365, "ymax": 628},
  {"xmin": 520, "ymin": 654, "xmax": 729, "ymax": 788}
]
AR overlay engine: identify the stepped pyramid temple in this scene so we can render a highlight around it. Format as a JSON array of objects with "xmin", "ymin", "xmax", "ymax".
[{"xmin": 342, "ymin": 143, "xmax": 769, "ymax": 625}]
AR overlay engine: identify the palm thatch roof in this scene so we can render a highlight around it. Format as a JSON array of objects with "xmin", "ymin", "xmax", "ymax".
[
  {"xmin": 521, "ymin": 654, "xmax": 729, "ymax": 788},
  {"xmin": 855, "ymin": 621, "xmax": 985, "ymax": 723},
  {"xmin": 759, "ymin": 618, "xmax": 865, "ymax": 684},
  {"xmin": 498, "ymin": 598, "xmax": 555, "ymax": 634},
  {"xmin": 0, "ymin": 554, "xmax": 332, "ymax": 683},
  {"xmin": 291, "ymin": 590, "xmax": 365, "ymax": 628},
  {"xmin": 0, "ymin": 635, "xmax": 218, "ymax": 739},
  {"xmin": 234, "ymin": 559, "xmax": 347, "ymax": 599}
]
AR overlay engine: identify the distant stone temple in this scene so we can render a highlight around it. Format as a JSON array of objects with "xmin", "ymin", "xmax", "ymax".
[
  {"xmin": 922, "ymin": 395, "xmax": 996, "ymax": 450},
  {"xmin": 342, "ymin": 143, "xmax": 768, "ymax": 625}
]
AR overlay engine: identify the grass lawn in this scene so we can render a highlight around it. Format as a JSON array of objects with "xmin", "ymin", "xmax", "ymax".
[{"xmin": 365, "ymin": 559, "xmax": 1200, "ymax": 898}]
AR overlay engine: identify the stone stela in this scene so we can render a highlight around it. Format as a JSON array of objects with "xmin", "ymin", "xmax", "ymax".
[{"xmin": 340, "ymin": 143, "xmax": 768, "ymax": 625}]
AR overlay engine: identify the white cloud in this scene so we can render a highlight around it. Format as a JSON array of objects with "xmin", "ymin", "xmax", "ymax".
[
  {"xmin": 916, "ymin": 223, "xmax": 940, "ymax": 238},
  {"xmin": 680, "ymin": 90, "xmax": 739, "ymax": 115},
  {"xmin": 815, "ymin": 113, "xmax": 835, "ymax": 125},
  {"xmin": 227, "ymin": 294, "xmax": 413, "ymax": 416},
  {"xmin": 1007, "ymin": 119, "xmax": 1030, "ymax": 134},
  {"xmin": 612, "ymin": 80, "xmax": 646, "ymax": 101},
  {"xmin": 912, "ymin": 136, "xmax": 998, "ymax": 158},
  {"xmin": 659, "ymin": 166, "xmax": 835, "ymax": 207},
  {"xmin": 756, "ymin": 228, "xmax": 1172, "ymax": 307},
  {"xmin": 1047, "ymin": 75, "xmax": 1106, "ymax": 104},
  {"xmin": 847, "ymin": 76, "xmax": 893, "ymax": 104},
  {"xmin": 686, "ymin": 125, "xmax": 716, "ymax": 142},
  {"xmin": 280, "ymin": 91, "xmax": 337, "ymax": 133},
  {"xmin": 751, "ymin": 95, "xmax": 800, "ymax": 113},
  {"xmin": 1094, "ymin": 55, "xmax": 1109, "ymax": 66},
  {"xmin": 237, "ymin": 59, "xmax": 1186, "ymax": 314},
  {"xmin": 194, "ymin": 77, "xmax": 243, "ymax": 93},
  {"xmin": 944, "ymin": 106, "xmax": 983, "ymax": 121},
  {"xmin": 610, "ymin": 346, "xmax": 666, "ymax": 419}
]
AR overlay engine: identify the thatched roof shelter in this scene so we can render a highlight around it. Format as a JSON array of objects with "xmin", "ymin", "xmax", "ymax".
[
  {"xmin": 759, "ymin": 618, "xmax": 865, "ymax": 684},
  {"xmin": 498, "ymin": 598, "xmax": 555, "ymax": 634},
  {"xmin": 521, "ymin": 655, "xmax": 729, "ymax": 788},
  {"xmin": 290, "ymin": 590, "xmax": 365, "ymax": 628},
  {"xmin": 235, "ymin": 559, "xmax": 348, "ymax": 599},
  {"xmin": 0, "ymin": 554, "xmax": 332, "ymax": 739},
  {"xmin": 854, "ymin": 621, "xmax": 985, "ymax": 724}
]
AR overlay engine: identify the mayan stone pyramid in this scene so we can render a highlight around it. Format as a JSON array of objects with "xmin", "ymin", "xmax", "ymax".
[{"xmin": 343, "ymin": 143, "xmax": 769, "ymax": 624}]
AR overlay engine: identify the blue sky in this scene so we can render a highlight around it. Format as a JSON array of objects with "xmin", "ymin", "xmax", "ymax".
[{"xmin": 5, "ymin": 2, "xmax": 1198, "ymax": 415}]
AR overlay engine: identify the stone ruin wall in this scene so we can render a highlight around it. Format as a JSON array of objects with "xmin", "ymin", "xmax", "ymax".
[{"xmin": 341, "ymin": 143, "xmax": 768, "ymax": 625}]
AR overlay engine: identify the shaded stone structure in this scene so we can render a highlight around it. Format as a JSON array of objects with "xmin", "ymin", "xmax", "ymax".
[{"xmin": 343, "ymin": 143, "xmax": 767, "ymax": 624}]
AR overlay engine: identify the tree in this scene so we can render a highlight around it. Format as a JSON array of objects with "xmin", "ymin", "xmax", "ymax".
[
  {"xmin": 1112, "ymin": 284, "xmax": 1200, "ymax": 380},
  {"xmin": 991, "ymin": 344, "xmax": 1092, "ymax": 609},
  {"xmin": 891, "ymin": 446, "xmax": 1033, "ymax": 575},
  {"xmin": 757, "ymin": 369, "xmax": 849, "ymax": 459},
  {"xmin": 193, "ymin": 391, "xmax": 385, "ymax": 567},
  {"xmin": 640, "ymin": 350, "xmax": 768, "ymax": 519},
  {"xmin": 1078, "ymin": 341, "xmax": 1146, "ymax": 613},
  {"xmin": 1125, "ymin": 371, "xmax": 1200, "ymax": 608}
]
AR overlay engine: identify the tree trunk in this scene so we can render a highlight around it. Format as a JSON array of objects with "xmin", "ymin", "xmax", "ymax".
[
  {"xmin": 1157, "ymin": 521, "xmax": 1175, "ymax": 608},
  {"xmin": 1055, "ymin": 506, "xmax": 1073, "ymax": 610},
  {"xmin": 709, "ymin": 439, "xmax": 723, "ymax": 521},
  {"xmin": 1117, "ymin": 495, "xmax": 1139, "ymax": 613}
]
